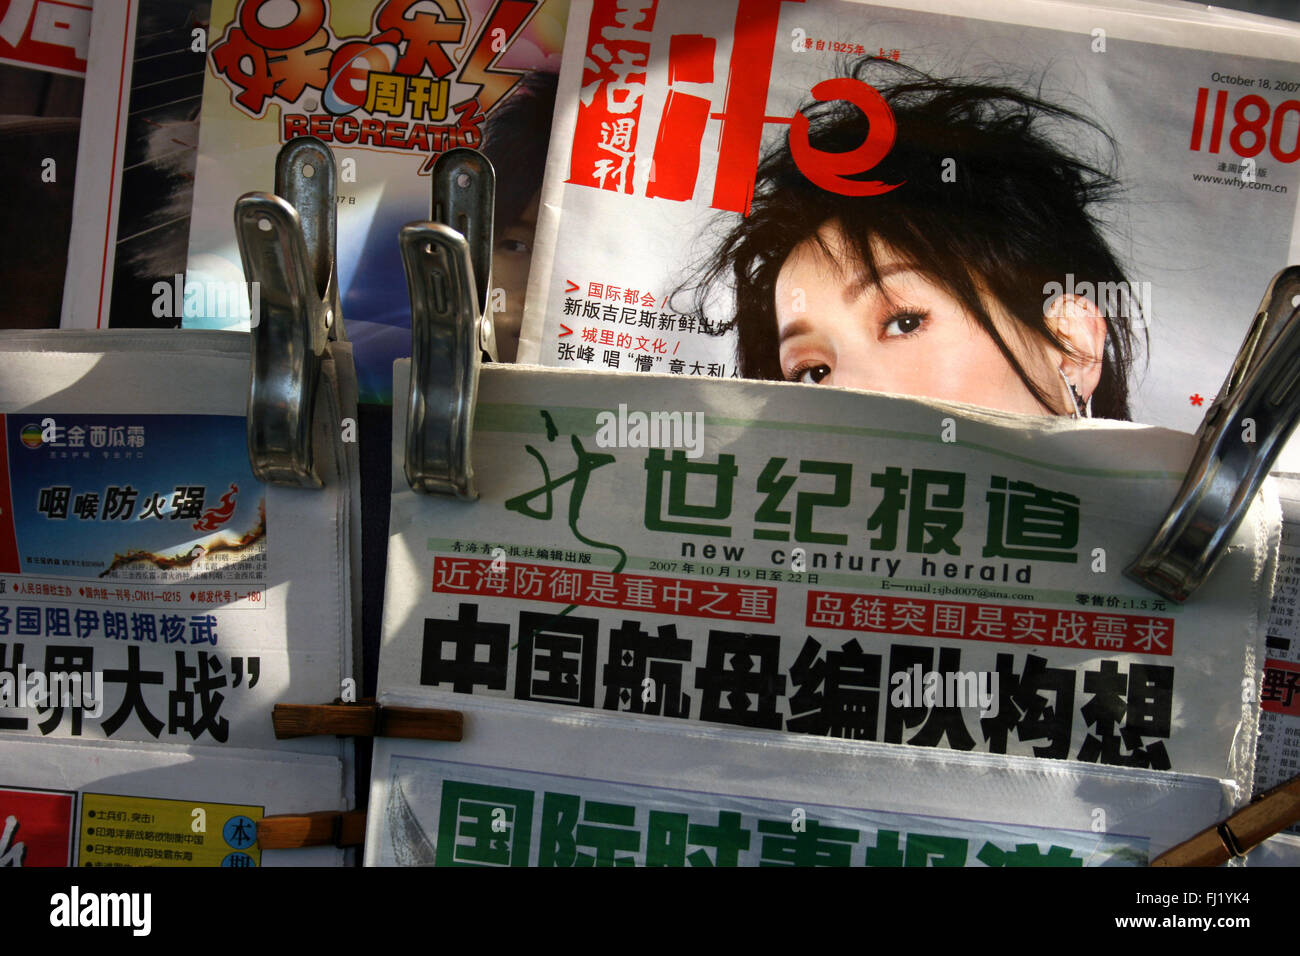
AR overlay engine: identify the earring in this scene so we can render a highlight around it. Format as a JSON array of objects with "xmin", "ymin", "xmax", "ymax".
[{"xmin": 1059, "ymin": 368, "xmax": 1092, "ymax": 419}]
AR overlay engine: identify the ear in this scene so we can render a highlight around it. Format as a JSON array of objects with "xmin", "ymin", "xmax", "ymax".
[{"xmin": 1046, "ymin": 294, "xmax": 1107, "ymax": 401}]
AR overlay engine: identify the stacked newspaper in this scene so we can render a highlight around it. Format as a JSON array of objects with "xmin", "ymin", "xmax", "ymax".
[
  {"xmin": 0, "ymin": 331, "xmax": 360, "ymax": 866},
  {"xmin": 367, "ymin": 360, "xmax": 1278, "ymax": 864},
  {"xmin": 506, "ymin": 0, "xmax": 1300, "ymax": 864}
]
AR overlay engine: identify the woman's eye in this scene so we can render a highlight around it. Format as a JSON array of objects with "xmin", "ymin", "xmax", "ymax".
[
  {"xmin": 883, "ymin": 310, "xmax": 926, "ymax": 337},
  {"xmin": 499, "ymin": 238, "xmax": 530, "ymax": 254},
  {"xmin": 794, "ymin": 364, "xmax": 832, "ymax": 384}
]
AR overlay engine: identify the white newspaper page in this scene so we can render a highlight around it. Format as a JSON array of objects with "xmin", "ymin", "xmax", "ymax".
[
  {"xmin": 0, "ymin": 330, "xmax": 356, "ymax": 865},
  {"xmin": 379, "ymin": 364, "xmax": 1276, "ymax": 792},
  {"xmin": 1249, "ymin": 472, "xmax": 1300, "ymax": 864},
  {"xmin": 365, "ymin": 689, "xmax": 1235, "ymax": 866},
  {"xmin": 2, "ymin": 735, "xmax": 344, "ymax": 867}
]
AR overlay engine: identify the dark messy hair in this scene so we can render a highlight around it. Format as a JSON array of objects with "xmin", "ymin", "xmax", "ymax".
[
  {"xmin": 480, "ymin": 70, "xmax": 558, "ymax": 235},
  {"xmin": 681, "ymin": 58, "xmax": 1142, "ymax": 419}
]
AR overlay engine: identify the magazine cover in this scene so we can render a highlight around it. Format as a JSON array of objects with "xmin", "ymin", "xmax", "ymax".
[
  {"xmin": 519, "ymin": 0, "xmax": 1300, "ymax": 437},
  {"xmin": 0, "ymin": 0, "xmax": 91, "ymax": 329},
  {"xmin": 184, "ymin": 0, "xmax": 570, "ymax": 403},
  {"xmin": 59, "ymin": 0, "xmax": 212, "ymax": 332}
]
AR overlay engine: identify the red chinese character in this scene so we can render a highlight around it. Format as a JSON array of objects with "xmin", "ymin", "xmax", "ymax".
[
  {"xmin": 567, "ymin": 0, "xmax": 657, "ymax": 194},
  {"xmin": 211, "ymin": 0, "xmax": 330, "ymax": 115},
  {"xmin": 371, "ymin": 0, "xmax": 465, "ymax": 79}
]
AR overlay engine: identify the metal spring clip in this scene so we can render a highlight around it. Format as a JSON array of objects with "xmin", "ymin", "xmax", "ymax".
[
  {"xmin": 399, "ymin": 147, "xmax": 498, "ymax": 498},
  {"xmin": 1127, "ymin": 266, "xmax": 1300, "ymax": 602},
  {"xmin": 235, "ymin": 136, "xmax": 345, "ymax": 488}
]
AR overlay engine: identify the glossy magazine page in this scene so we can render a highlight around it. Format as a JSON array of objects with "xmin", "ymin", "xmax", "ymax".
[
  {"xmin": 59, "ymin": 1, "xmax": 210, "ymax": 332},
  {"xmin": 183, "ymin": 0, "xmax": 570, "ymax": 403},
  {"xmin": 519, "ymin": 0, "xmax": 1300, "ymax": 436}
]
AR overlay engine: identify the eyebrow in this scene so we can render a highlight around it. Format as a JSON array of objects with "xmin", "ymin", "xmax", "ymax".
[
  {"xmin": 779, "ymin": 319, "xmax": 813, "ymax": 345},
  {"xmin": 778, "ymin": 261, "xmax": 923, "ymax": 346},
  {"xmin": 844, "ymin": 261, "xmax": 918, "ymax": 303}
]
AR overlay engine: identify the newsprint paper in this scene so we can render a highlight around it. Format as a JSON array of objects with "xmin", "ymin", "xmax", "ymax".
[
  {"xmin": 378, "ymin": 364, "xmax": 1278, "ymax": 808},
  {"xmin": 365, "ymin": 688, "xmax": 1235, "ymax": 866},
  {"xmin": 0, "ymin": 330, "xmax": 358, "ymax": 866}
]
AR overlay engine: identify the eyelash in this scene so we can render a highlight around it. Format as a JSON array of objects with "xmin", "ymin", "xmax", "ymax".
[
  {"xmin": 882, "ymin": 308, "xmax": 928, "ymax": 337},
  {"xmin": 784, "ymin": 307, "xmax": 930, "ymax": 384},
  {"xmin": 786, "ymin": 361, "xmax": 830, "ymax": 384}
]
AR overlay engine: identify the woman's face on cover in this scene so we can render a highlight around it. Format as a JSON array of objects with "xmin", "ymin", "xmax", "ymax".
[{"xmin": 773, "ymin": 223, "xmax": 1069, "ymax": 416}]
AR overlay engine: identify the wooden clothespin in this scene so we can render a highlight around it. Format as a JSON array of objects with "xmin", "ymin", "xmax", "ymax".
[
  {"xmin": 260, "ymin": 700, "xmax": 462, "ymax": 851},
  {"xmin": 272, "ymin": 698, "xmax": 463, "ymax": 741},
  {"xmin": 258, "ymin": 810, "xmax": 368, "ymax": 850},
  {"xmin": 1153, "ymin": 771, "xmax": 1300, "ymax": 865}
]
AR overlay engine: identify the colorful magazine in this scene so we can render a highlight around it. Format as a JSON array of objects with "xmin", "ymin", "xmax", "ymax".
[
  {"xmin": 184, "ymin": 0, "xmax": 570, "ymax": 402},
  {"xmin": 59, "ymin": 0, "xmax": 212, "ymax": 332},
  {"xmin": 519, "ymin": 0, "xmax": 1300, "ymax": 438}
]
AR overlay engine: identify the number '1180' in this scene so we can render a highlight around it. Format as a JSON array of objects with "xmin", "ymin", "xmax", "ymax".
[{"xmin": 1190, "ymin": 87, "xmax": 1300, "ymax": 162}]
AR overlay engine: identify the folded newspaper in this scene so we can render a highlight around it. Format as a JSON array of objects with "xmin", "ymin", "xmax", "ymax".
[
  {"xmin": 365, "ymin": 688, "xmax": 1236, "ymax": 867},
  {"xmin": 1252, "ymin": 473, "xmax": 1300, "ymax": 863},
  {"xmin": 3, "ymin": 736, "xmax": 343, "ymax": 867},
  {"xmin": 379, "ymin": 364, "xmax": 1277, "ymax": 812},
  {"xmin": 0, "ymin": 330, "xmax": 359, "ymax": 866}
]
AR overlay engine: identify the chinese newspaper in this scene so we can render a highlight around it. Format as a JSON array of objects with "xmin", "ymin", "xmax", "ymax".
[
  {"xmin": 376, "ymin": 363, "xmax": 1276, "ymax": 808},
  {"xmin": 0, "ymin": 331, "xmax": 358, "ymax": 866},
  {"xmin": 365, "ymin": 689, "xmax": 1236, "ymax": 866}
]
